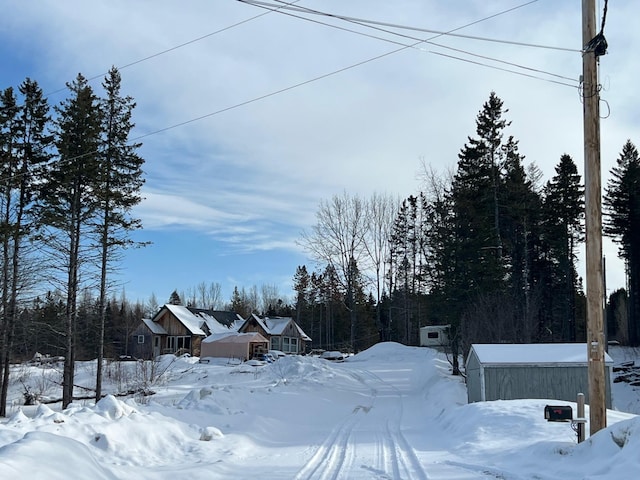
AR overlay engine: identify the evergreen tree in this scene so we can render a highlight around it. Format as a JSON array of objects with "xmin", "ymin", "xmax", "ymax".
[
  {"xmin": 542, "ymin": 154, "xmax": 584, "ymax": 341},
  {"xmin": 37, "ymin": 73, "xmax": 102, "ymax": 408},
  {"xmin": 292, "ymin": 265, "xmax": 310, "ymax": 334},
  {"xmin": 498, "ymin": 139, "xmax": 543, "ymax": 342},
  {"xmin": 450, "ymin": 92, "xmax": 507, "ymax": 297},
  {"xmin": 604, "ymin": 140, "xmax": 640, "ymax": 345},
  {"xmin": 435, "ymin": 92, "xmax": 539, "ymax": 366},
  {"xmin": 0, "ymin": 86, "xmax": 20, "ymax": 415},
  {"xmin": 168, "ymin": 289, "xmax": 182, "ymax": 305},
  {"xmin": 0, "ymin": 79, "xmax": 52, "ymax": 415},
  {"xmin": 93, "ymin": 67, "xmax": 145, "ymax": 401}
]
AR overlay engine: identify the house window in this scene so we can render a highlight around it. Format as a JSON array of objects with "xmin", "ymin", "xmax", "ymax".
[
  {"xmin": 427, "ymin": 332, "xmax": 439, "ymax": 339},
  {"xmin": 137, "ymin": 335, "xmax": 145, "ymax": 344},
  {"xmin": 271, "ymin": 337, "xmax": 281, "ymax": 350},
  {"xmin": 281, "ymin": 337, "xmax": 298, "ymax": 353},
  {"xmin": 177, "ymin": 336, "xmax": 191, "ymax": 351},
  {"xmin": 167, "ymin": 336, "xmax": 191, "ymax": 353}
]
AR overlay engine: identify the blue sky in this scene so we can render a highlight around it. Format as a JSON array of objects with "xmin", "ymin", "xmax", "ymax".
[{"xmin": 1, "ymin": 0, "xmax": 638, "ymax": 306}]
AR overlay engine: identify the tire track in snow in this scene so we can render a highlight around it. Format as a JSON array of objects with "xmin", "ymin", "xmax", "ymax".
[
  {"xmin": 354, "ymin": 367, "xmax": 430, "ymax": 479},
  {"xmin": 293, "ymin": 414, "xmax": 359, "ymax": 480},
  {"xmin": 295, "ymin": 365, "xmax": 432, "ymax": 480},
  {"xmin": 385, "ymin": 419, "xmax": 429, "ymax": 480}
]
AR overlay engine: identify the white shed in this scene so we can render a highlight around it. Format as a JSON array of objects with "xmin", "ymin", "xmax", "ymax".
[{"xmin": 466, "ymin": 343, "xmax": 613, "ymax": 407}]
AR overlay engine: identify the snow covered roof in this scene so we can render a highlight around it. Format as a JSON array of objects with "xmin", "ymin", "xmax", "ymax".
[
  {"xmin": 196, "ymin": 311, "xmax": 234, "ymax": 335},
  {"xmin": 142, "ymin": 319, "xmax": 167, "ymax": 335},
  {"xmin": 262, "ymin": 316, "xmax": 290, "ymax": 335},
  {"xmin": 295, "ymin": 323, "xmax": 312, "ymax": 342},
  {"xmin": 246, "ymin": 314, "xmax": 311, "ymax": 341},
  {"xmin": 163, "ymin": 304, "xmax": 206, "ymax": 336},
  {"xmin": 470, "ymin": 343, "xmax": 613, "ymax": 365}
]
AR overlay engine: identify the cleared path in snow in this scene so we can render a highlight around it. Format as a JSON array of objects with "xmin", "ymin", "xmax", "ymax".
[{"xmin": 292, "ymin": 351, "xmax": 493, "ymax": 480}]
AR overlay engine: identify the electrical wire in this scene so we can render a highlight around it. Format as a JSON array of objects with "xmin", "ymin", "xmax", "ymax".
[
  {"xmin": 132, "ymin": 0, "xmax": 580, "ymax": 143},
  {"xmin": 241, "ymin": 0, "xmax": 580, "ymax": 53},
  {"xmin": 2, "ymin": 0, "xmax": 578, "ymax": 181},
  {"xmin": 43, "ymin": 0, "xmax": 302, "ymax": 98},
  {"xmin": 431, "ymin": 52, "xmax": 576, "ymax": 88},
  {"xmin": 240, "ymin": 0, "xmax": 577, "ymax": 85},
  {"xmin": 600, "ymin": 0, "xmax": 608, "ymax": 35}
]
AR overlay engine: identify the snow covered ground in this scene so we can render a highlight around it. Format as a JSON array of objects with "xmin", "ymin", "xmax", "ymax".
[{"xmin": 1, "ymin": 342, "xmax": 639, "ymax": 479}]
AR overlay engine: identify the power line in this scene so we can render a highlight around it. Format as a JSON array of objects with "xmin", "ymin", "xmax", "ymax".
[
  {"xmin": 430, "ymin": 52, "xmax": 577, "ymax": 88},
  {"xmin": 135, "ymin": 0, "xmax": 579, "ymax": 141},
  {"xmin": 4, "ymin": 0, "xmax": 576, "ymax": 180},
  {"xmin": 43, "ymin": 0, "xmax": 302, "ymax": 98},
  {"xmin": 241, "ymin": 0, "xmax": 580, "ymax": 53},
  {"xmin": 241, "ymin": 0, "xmax": 577, "ymax": 85}
]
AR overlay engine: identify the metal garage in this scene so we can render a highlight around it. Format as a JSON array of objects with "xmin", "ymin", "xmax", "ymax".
[{"xmin": 466, "ymin": 343, "xmax": 613, "ymax": 407}]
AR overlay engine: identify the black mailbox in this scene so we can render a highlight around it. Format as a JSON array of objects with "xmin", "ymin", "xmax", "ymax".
[{"xmin": 544, "ymin": 405, "xmax": 573, "ymax": 422}]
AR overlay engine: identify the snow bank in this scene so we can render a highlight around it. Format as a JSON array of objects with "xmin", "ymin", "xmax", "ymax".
[{"xmin": 0, "ymin": 431, "xmax": 117, "ymax": 480}]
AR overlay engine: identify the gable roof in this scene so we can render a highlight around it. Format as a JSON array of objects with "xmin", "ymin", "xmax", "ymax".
[
  {"xmin": 142, "ymin": 318, "xmax": 167, "ymax": 335},
  {"xmin": 194, "ymin": 310, "xmax": 236, "ymax": 335},
  {"xmin": 244, "ymin": 314, "xmax": 311, "ymax": 341},
  {"xmin": 163, "ymin": 304, "xmax": 207, "ymax": 335},
  {"xmin": 151, "ymin": 304, "xmax": 236, "ymax": 337},
  {"xmin": 470, "ymin": 343, "xmax": 613, "ymax": 365}
]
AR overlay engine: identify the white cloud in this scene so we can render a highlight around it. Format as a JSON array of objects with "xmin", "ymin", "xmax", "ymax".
[{"xmin": 2, "ymin": 0, "xmax": 636, "ymax": 296}]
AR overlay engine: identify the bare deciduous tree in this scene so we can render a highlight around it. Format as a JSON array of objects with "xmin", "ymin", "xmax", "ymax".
[
  {"xmin": 364, "ymin": 192, "xmax": 399, "ymax": 339},
  {"xmin": 300, "ymin": 191, "xmax": 369, "ymax": 351}
]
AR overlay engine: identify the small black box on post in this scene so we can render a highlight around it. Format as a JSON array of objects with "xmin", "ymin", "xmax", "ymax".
[{"xmin": 544, "ymin": 405, "xmax": 573, "ymax": 422}]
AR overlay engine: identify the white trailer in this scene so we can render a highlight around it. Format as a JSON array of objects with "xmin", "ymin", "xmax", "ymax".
[{"xmin": 419, "ymin": 325, "xmax": 450, "ymax": 348}]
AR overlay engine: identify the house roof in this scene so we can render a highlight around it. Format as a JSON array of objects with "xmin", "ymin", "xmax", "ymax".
[
  {"xmin": 142, "ymin": 318, "xmax": 167, "ymax": 335},
  {"xmin": 196, "ymin": 311, "xmax": 236, "ymax": 335},
  {"xmin": 245, "ymin": 314, "xmax": 311, "ymax": 341},
  {"xmin": 470, "ymin": 343, "xmax": 613, "ymax": 365},
  {"xmin": 186, "ymin": 308, "xmax": 243, "ymax": 327},
  {"xmin": 163, "ymin": 304, "xmax": 207, "ymax": 335},
  {"xmin": 149, "ymin": 304, "xmax": 238, "ymax": 337}
]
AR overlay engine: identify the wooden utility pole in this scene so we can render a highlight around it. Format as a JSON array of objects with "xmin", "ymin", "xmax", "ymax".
[{"xmin": 582, "ymin": 0, "xmax": 607, "ymax": 435}]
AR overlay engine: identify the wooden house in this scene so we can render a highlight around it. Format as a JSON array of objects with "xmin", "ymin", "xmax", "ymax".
[
  {"xmin": 238, "ymin": 314, "xmax": 311, "ymax": 354},
  {"xmin": 129, "ymin": 305, "xmax": 241, "ymax": 359}
]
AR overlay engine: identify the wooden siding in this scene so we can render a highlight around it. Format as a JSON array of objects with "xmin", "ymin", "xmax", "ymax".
[
  {"xmin": 241, "ymin": 318, "xmax": 266, "ymax": 336},
  {"xmin": 157, "ymin": 312, "xmax": 189, "ymax": 336},
  {"xmin": 129, "ymin": 322, "xmax": 153, "ymax": 360},
  {"xmin": 153, "ymin": 310, "xmax": 203, "ymax": 356}
]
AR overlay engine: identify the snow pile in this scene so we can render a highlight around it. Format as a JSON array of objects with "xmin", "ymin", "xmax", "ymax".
[{"xmin": 0, "ymin": 342, "xmax": 638, "ymax": 479}]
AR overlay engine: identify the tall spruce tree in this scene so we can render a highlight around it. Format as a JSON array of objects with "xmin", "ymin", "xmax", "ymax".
[
  {"xmin": 292, "ymin": 265, "xmax": 310, "ymax": 329},
  {"xmin": 499, "ymin": 137, "xmax": 540, "ymax": 342},
  {"xmin": 604, "ymin": 140, "xmax": 640, "ymax": 345},
  {"xmin": 441, "ymin": 92, "xmax": 536, "ymax": 363},
  {"xmin": 450, "ymin": 92, "xmax": 508, "ymax": 296},
  {"xmin": 542, "ymin": 154, "xmax": 584, "ymax": 341},
  {"xmin": 0, "ymin": 80, "xmax": 51, "ymax": 415},
  {"xmin": 0, "ymin": 86, "xmax": 19, "ymax": 416},
  {"xmin": 38, "ymin": 73, "xmax": 102, "ymax": 408},
  {"xmin": 93, "ymin": 67, "xmax": 145, "ymax": 401}
]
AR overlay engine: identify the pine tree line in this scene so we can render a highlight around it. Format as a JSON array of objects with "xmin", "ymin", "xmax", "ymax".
[
  {"xmin": 0, "ymin": 70, "xmax": 145, "ymax": 412},
  {"xmin": 296, "ymin": 92, "xmax": 640, "ymax": 360}
]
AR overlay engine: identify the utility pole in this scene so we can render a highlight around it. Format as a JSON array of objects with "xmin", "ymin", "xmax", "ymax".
[{"xmin": 582, "ymin": 0, "xmax": 607, "ymax": 435}]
